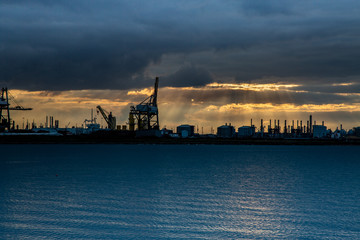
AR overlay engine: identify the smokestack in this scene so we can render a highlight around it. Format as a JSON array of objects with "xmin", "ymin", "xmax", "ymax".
[
  {"xmin": 310, "ymin": 115, "xmax": 312, "ymax": 133},
  {"xmin": 251, "ymin": 118, "xmax": 253, "ymax": 127},
  {"xmin": 300, "ymin": 120, "xmax": 303, "ymax": 133},
  {"xmin": 277, "ymin": 120, "xmax": 280, "ymax": 130},
  {"xmin": 322, "ymin": 121, "xmax": 324, "ymax": 126},
  {"xmin": 268, "ymin": 119, "xmax": 272, "ymax": 133},
  {"xmin": 284, "ymin": 120, "xmax": 287, "ymax": 133},
  {"xmin": 307, "ymin": 120, "xmax": 309, "ymax": 133}
]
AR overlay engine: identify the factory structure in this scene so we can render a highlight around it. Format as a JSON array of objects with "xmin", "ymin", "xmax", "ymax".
[
  {"xmin": 171, "ymin": 116, "xmax": 349, "ymax": 140},
  {"xmin": 0, "ymin": 78, "xmax": 360, "ymax": 140}
]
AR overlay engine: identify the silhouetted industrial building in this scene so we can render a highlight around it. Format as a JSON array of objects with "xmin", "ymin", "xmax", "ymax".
[
  {"xmin": 354, "ymin": 127, "xmax": 360, "ymax": 137},
  {"xmin": 238, "ymin": 126, "xmax": 255, "ymax": 137},
  {"xmin": 177, "ymin": 124, "xmax": 195, "ymax": 138},
  {"xmin": 313, "ymin": 125, "xmax": 327, "ymax": 138},
  {"xmin": 217, "ymin": 123, "xmax": 235, "ymax": 138}
]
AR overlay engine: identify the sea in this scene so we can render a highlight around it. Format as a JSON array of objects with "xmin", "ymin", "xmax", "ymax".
[{"xmin": 0, "ymin": 144, "xmax": 359, "ymax": 239}]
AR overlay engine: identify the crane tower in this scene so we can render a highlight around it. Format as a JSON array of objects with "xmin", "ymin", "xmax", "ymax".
[
  {"xmin": 129, "ymin": 77, "xmax": 160, "ymax": 131},
  {"xmin": 0, "ymin": 87, "xmax": 32, "ymax": 131}
]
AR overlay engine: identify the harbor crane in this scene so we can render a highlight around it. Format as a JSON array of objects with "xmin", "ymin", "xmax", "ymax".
[
  {"xmin": 96, "ymin": 105, "xmax": 116, "ymax": 130},
  {"xmin": 129, "ymin": 77, "xmax": 159, "ymax": 131},
  {"xmin": 0, "ymin": 87, "xmax": 32, "ymax": 131}
]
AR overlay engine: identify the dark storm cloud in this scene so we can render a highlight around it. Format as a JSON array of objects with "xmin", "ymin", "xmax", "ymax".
[
  {"xmin": 240, "ymin": 0, "xmax": 295, "ymax": 16},
  {"xmin": 161, "ymin": 66, "xmax": 213, "ymax": 87},
  {"xmin": 1, "ymin": 0, "xmax": 360, "ymax": 91}
]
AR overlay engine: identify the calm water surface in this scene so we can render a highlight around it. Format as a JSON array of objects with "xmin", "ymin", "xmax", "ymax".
[{"xmin": 0, "ymin": 144, "xmax": 359, "ymax": 239}]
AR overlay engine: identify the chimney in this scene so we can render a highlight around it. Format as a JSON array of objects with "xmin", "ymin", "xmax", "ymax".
[{"xmin": 307, "ymin": 120, "xmax": 309, "ymax": 133}]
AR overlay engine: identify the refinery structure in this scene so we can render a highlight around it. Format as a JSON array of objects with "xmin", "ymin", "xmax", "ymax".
[{"xmin": 1, "ymin": 78, "xmax": 360, "ymax": 141}]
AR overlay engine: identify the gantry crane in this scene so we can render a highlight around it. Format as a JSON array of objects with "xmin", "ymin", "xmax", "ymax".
[
  {"xmin": 129, "ymin": 77, "xmax": 159, "ymax": 131},
  {"xmin": 0, "ymin": 87, "xmax": 32, "ymax": 131},
  {"xmin": 96, "ymin": 105, "xmax": 116, "ymax": 130}
]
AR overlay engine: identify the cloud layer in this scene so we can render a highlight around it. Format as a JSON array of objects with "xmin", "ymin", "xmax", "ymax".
[{"xmin": 2, "ymin": 0, "xmax": 360, "ymax": 91}]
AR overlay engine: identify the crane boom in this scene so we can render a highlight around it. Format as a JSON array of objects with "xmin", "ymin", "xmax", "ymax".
[
  {"xmin": 96, "ymin": 105, "xmax": 116, "ymax": 130},
  {"xmin": 97, "ymin": 105, "xmax": 109, "ymax": 123}
]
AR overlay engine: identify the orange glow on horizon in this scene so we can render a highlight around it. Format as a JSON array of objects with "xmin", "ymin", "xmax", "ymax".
[{"xmin": 8, "ymin": 87, "xmax": 360, "ymax": 130}]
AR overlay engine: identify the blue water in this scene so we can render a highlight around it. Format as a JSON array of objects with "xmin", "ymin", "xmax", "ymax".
[{"xmin": 1, "ymin": 144, "xmax": 360, "ymax": 239}]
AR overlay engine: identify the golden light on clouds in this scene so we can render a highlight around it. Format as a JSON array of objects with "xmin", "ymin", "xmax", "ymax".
[
  {"xmin": 126, "ymin": 83, "xmax": 304, "ymax": 97},
  {"xmin": 335, "ymin": 93, "xmax": 360, "ymax": 96},
  {"xmin": 205, "ymin": 103, "xmax": 360, "ymax": 113},
  {"xmin": 127, "ymin": 88, "xmax": 153, "ymax": 96},
  {"xmin": 332, "ymin": 82, "xmax": 354, "ymax": 86},
  {"xmin": 206, "ymin": 82, "xmax": 301, "ymax": 91},
  {"xmin": 10, "ymin": 90, "xmax": 130, "ymax": 107}
]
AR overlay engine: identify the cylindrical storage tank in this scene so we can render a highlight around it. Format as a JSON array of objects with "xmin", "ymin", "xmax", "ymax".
[
  {"xmin": 181, "ymin": 130, "xmax": 189, "ymax": 138},
  {"xmin": 129, "ymin": 113, "xmax": 135, "ymax": 131}
]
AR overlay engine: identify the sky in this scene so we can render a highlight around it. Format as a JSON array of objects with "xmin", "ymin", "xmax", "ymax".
[{"xmin": 2, "ymin": 0, "xmax": 360, "ymax": 131}]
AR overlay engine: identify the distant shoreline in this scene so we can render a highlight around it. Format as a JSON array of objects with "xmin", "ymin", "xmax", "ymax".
[{"xmin": 1, "ymin": 134, "xmax": 360, "ymax": 145}]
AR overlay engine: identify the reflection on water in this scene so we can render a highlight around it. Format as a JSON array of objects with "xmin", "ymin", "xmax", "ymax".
[{"xmin": 1, "ymin": 145, "xmax": 360, "ymax": 239}]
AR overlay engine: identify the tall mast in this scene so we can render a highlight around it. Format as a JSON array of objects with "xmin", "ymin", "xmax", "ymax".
[{"xmin": 153, "ymin": 77, "xmax": 159, "ymax": 106}]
